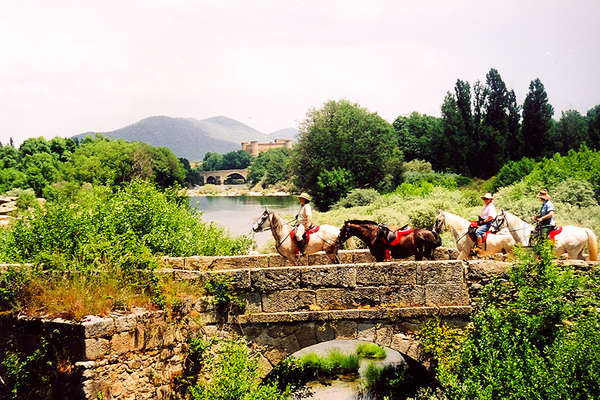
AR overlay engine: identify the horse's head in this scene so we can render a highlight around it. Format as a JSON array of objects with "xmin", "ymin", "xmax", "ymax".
[
  {"xmin": 433, "ymin": 210, "xmax": 446, "ymax": 234},
  {"xmin": 337, "ymin": 221, "xmax": 353, "ymax": 244},
  {"xmin": 252, "ymin": 209, "xmax": 272, "ymax": 232},
  {"xmin": 337, "ymin": 220, "xmax": 378, "ymax": 245},
  {"xmin": 490, "ymin": 209, "xmax": 506, "ymax": 233}
]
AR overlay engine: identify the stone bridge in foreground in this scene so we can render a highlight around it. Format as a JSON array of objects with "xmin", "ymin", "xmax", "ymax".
[{"xmin": 1, "ymin": 249, "xmax": 535, "ymax": 399}]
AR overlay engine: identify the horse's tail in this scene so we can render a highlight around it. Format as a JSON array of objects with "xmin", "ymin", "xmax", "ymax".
[{"xmin": 585, "ymin": 228, "xmax": 598, "ymax": 261}]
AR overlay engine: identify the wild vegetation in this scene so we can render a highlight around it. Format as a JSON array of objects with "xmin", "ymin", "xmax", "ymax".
[
  {"xmin": 421, "ymin": 241, "xmax": 600, "ymax": 400},
  {"xmin": 0, "ymin": 181, "xmax": 251, "ymax": 317},
  {"xmin": 2, "ymin": 66, "xmax": 600, "ymax": 399}
]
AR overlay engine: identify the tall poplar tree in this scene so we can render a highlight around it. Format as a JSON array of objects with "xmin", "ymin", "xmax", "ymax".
[
  {"xmin": 522, "ymin": 78, "xmax": 554, "ymax": 158},
  {"xmin": 477, "ymin": 68, "xmax": 510, "ymax": 177},
  {"xmin": 439, "ymin": 92, "xmax": 469, "ymax": 174},
  {"xmin": 507, "ymin": 89, "xmax": 522, "ymax": 159}
]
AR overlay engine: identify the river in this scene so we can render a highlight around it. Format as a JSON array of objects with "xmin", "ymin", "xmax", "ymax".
[
  {"xmin": 189, "ymin": 195, "xmax": 300, "ymax": 248},
  {"xmin": 291, "ymin": 340, "xmax": 406, "ymax": 400}
]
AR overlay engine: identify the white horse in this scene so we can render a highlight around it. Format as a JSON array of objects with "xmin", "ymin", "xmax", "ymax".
[
  {"xmin": 433, "ymin": 210, "xmax": 515, "ymax": 260},
  {"xmin": 491, "ymin": 209, "xmax": 598, "ymax": 261},
  {"xmin": 252, "ymin": 209, "xmax": 341, "ymax": 263}
]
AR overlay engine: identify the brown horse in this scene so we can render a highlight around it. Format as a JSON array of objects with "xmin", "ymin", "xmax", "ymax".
[{"xmin": 336, "ymin": 220, "xmax": 442, "ymax": 262}]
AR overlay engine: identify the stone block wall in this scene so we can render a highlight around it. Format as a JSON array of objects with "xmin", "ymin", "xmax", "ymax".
[
  {"xmin": 1, "ymin": 256, "xmax": 534, "ymax": 399},
  {"xmin": 159, "ymin": 260, "xmax": 471, "ymax": 315},
  {"xmin": 160, "ymin": 247, "xmax": 460, "ymax": 270},
  {"xmin": 0, "ymin": 308, "xmax": 205, "ymax": 400}
]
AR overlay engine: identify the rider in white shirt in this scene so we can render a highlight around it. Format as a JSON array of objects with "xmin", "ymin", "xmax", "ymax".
[
  {"xmin": 474, "ymin": 192, "xmax": 497, "ymax": 254},
  {"xmin": 295, "ymin": 192, "xmax": 312, "ymax": 255}
]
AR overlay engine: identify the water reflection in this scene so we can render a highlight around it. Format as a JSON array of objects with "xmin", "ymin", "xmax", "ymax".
[
  {"xmin": 290, "ymin": 340, "xmax": 406, "ymax": 400},
  {"xmin": 189, "ymin": 195, "xmax": 299, "ymax": 248}
]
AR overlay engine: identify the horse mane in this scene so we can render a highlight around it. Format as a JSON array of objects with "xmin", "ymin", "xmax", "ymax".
[{"xmin": 268, "ymin": 210, "xmax": 283, "ymax": 231}]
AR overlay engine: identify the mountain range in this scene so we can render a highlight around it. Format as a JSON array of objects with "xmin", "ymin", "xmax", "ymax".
[{"xmin": 74, "ymin": 116, "xmax": 298, "ymax": 161}]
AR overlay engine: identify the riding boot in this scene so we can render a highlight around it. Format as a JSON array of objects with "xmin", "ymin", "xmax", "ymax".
[
  {"xmin": 474, "ymin": 236, "xmax": 483, "ymax": 254},
  {"xmin": 297, "ymin": 239, "xmax": 306, "ymax": 256}
]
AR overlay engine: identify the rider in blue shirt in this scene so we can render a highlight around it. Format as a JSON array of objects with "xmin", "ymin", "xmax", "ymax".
[{"xmin": 533, "ymin": 189, "xmax": 555, "ymax": 237}]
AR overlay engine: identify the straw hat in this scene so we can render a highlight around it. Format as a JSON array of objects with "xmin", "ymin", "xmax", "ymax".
[
  {"xmin": 537, "ymin": 189, "xmax": 549, "ymax": 200},
  {"xmin": 480, "ymin": 193, "xmax": 494, "ymax": 200},
  {"xmin": 298, "ymin": 192, "xmax": 312, "ymax": 202}
]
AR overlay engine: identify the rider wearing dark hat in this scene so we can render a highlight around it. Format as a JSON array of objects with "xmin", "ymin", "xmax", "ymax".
[{"xmin": 295, "ymin": 192, "xmax": 312, "ymax": 255}]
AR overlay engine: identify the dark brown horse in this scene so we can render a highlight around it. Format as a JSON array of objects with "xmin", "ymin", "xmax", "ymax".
[{"xmin": 337, "ymin": 220, "xmax": 442, "ymax": 262}]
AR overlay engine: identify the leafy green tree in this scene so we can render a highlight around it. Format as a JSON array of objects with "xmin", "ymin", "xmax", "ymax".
[
  {"xmin": 202, "ymin": 152, "xmax": 224, "ymax": 171},
  {"xmin": 489, "ymin": 157, "xmax": 537, "ymax": 191},
  {"xmin": 0, "ymin": 168, "xmax": 27, "ymax": 193},
  {"xmin": 483, "ymin": 68, "xmax": 509, "ymax": 135},
  {"xmin": 221, "ymin": 150, "xmax": 253, "ymax": 170},
  {"xmin": 393, "ymin": 112, "xmax": 441, "ymax": 162},
  {"xmin": 478, "ymin": 68, "xmax": 510, "ymax": 177},
  {"xmin": 0, "ymin": 144, "xmax": 19, "ymax": 169},
  {"xmin": 438, "ymin": 93, "xmax": 469, "ymax": 174},
  {"xmin": 586, "ymin": 104, "xmax": 600, "ymax": 148},
  {"xmin": 49, "ymin": 137, "xmax": 77, "ymax": 162},
  {"xmin": 554, "ymin": 110, "xmax": 588, "ymax": 154},
  {"xmin": 315, "ymin": 167, "xmax": 354, "ymax": 209},
  {"xmin": 18, "ymin": 137, "xmax": 50, "ymax": 158},
  {"xmin": 522, "ymin": 78, "xmax": 554, "ymax": 158},
  {"xmin": 506, "ymin": 89, "xmax": 522, "ymax": 159},
  {"xmin": 148, "ymin": 146, "xmax": 186, "ymax": 187},
  {"xmin": 20, "ymin": 153, "xmax": 59, "ymax": 196},
  {"xmin": 292, "ymin": 99, "xmax": 399, "ymax": 210},
  {"xmin": 248, "ymin": 148, "xmax": 292, "ymax": 186}
]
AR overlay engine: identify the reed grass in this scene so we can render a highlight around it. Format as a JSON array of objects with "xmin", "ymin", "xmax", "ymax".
[{"xmin": 356, "ymin": 343, "xmax": 387, "ymax": 359}]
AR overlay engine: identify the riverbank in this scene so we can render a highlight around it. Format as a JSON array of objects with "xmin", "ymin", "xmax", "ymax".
[{"xmin": 186, "ymin": 184, "xmax": 291, "ymax": 197}]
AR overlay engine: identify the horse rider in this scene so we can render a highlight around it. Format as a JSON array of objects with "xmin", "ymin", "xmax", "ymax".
[
  {"xmin": 474, "ymin": 192, "xmax": 497, "ymax": 254},
  {"xmin": 295, "ymin": 192, "xmax": 312, "ymax": 255},
  {"xmin": 532, "ymin": 189, "xmax": 555, "ymax": 238}
]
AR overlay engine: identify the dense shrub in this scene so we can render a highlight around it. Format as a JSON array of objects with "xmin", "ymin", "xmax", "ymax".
[
  {"xmin": 552, "ymin": 178, "xmax": 598, "ymax": 208},
  {"xmin": 180, "ymin": 337, "xmax": 291, "ymax": 400},
  {"xmin": 403, "ymin": 171, "xmax": 470, "ymax": 189},
  {"xmin": 490, "ymin": 157, "xmax": 537, "ymax": 191},
  {"xmin": 333, "ymin": 188, "xmax": 380, "ymax": 209},
  {"xmin": 422, "ymin": 242, "xmax": 600, "ymax": 399},
  {"xmin": 314, "ymin": 167, "xmax": 354, "ymax": 210},
  {"xmin": 0, "ymin": 181, "xmax": 251, "ymax": 264},
  {"xmin": 404, "ymin": 159, "xmax": 434, "ymax": 173}
]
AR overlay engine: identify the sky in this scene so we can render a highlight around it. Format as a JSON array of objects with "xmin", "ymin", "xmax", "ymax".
[{"xmin": 1, "ymin": 0, "xmax": 599, "ymax": 145}]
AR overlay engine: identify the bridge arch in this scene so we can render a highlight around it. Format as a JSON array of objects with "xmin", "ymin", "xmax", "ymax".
[
  {"xmin": 206, "ymin": 176, "xmax": 219, "ymax": 185},
  {"xmin": 198, "ymin": 168, "xmax": 248, "ymax": 185},
  {"xmin": 200, "ymin": 309, "xmax": 469, "ymax": 375},
  {"xmin": 224, "ymin": 172, "xmax": 247, "ymax": 184}
]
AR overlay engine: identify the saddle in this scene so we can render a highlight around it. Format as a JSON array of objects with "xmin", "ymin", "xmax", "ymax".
[
  {"xmin": 290, "ymin": 225, "xmax": 320, "ymax": 254},
  {"xmin": 467, "ymin": 219, "xmax": 491, "ymax": 244},
  {"xmin": 378, "ymin": 224, "xmax": 414, "ymax": 260},
  {"xmin": 531, "ymin": 225, "xmax": 562, "ymax": 242}
]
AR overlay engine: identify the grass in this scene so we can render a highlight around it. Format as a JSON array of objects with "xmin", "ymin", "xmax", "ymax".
[
  {"xmin": 298, "ymin": 349, "xmax": 360, "ymax": 378},
  {"xmin": 356, "ymin": 343, "xmax": 387, "ymax": 359},
  {"xmin": 1, "ymin": 266, "xmax": 204, "ymax": 320}
]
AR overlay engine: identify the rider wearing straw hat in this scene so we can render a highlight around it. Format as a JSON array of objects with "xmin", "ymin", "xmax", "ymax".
[
  {"xmin": 532, "ymin": 189, "xmax": 555, "ymax": 238},
  {"xmin": 295, "ymin": 192, "xmax": 312, "ymax": 255},
  {"xmin": 474, "ymin": 192, "xmax": 497, "ymax": 254}
]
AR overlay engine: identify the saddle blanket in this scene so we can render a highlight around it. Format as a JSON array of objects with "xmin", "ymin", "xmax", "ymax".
[
  {"xmin": 383, "ymin": 227, "xmax": 414, "ymax": 260},
  {"xmin": 468, "ymin": 221, "xmax": 491, "ymax": 243},
  {"xmin": 290, "ymin": 225, "xmax": 320, "ymax": 254},
  {"xmin": 548, "ymin": 226, "xmax": 563, "ymax": 241}
]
